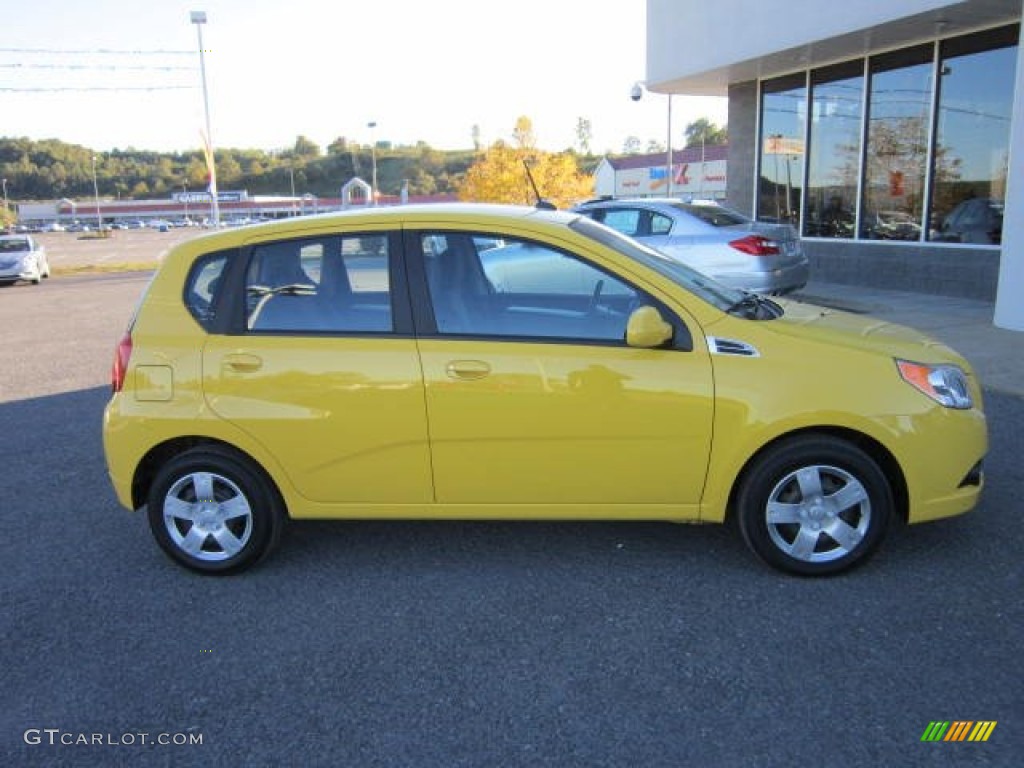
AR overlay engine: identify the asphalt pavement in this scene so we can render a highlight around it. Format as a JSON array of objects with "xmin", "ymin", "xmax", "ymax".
[{"xmin": 1, "ymin": 273, "xmax": 1021, "ymax": 767}]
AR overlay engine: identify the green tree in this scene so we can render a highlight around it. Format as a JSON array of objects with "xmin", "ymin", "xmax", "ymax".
[
  {"xmin": 293, "ymin": 135, "xmax": 321, "ymax": 158},
  {"xmin": 684, "ymin": 118, "xmax": 728, "ymax": 147}
]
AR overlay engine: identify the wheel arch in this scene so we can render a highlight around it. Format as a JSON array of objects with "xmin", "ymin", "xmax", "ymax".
[
  {"xmin": 131, "ymin": 436, "xmax": 286, "ymax": 514},
  {"xmin": 725, "ymin": 426, "xmax": 909, "ymax": 526}
]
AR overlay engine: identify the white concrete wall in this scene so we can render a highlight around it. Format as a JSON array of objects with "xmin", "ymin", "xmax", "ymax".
[
  {"xmin": 994, "ymin": 21, "xmax": 1024, "ymax": 331},
  {"xmin": 594, "ymin": 160, "xmax": 617, "ymax": 198}
]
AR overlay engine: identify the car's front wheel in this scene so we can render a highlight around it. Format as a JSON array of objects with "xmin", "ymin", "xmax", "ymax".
[
  {"xmin": 735, "ymin": 436, "xmax": 893, "ymax": 576},
  {"xmin": 147, "ymin": 447, "xmax": 284, "ymax": 574}
]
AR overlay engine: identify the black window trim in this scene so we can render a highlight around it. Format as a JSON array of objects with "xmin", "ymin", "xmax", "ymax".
[
  {"xmin": 401, "ymin": 227, "xmax": 693, "ymax": 352},
  {"xmin": 182, "ymin": 247, "xmax": 237, "ymax": 334},
  {"xmin": 211, "ymin": 230, "xmax": 414, "ymax": 338}
]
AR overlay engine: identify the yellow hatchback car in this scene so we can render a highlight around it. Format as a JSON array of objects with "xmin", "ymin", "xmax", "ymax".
[{"xmin": 102, "ymin": 204, "xmax": 987, "ymax": 576}]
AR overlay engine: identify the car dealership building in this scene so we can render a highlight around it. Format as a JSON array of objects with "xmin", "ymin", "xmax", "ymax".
[{"xmin": 646, "ymin": 0, "xmax": 1023, "ymax": 330}]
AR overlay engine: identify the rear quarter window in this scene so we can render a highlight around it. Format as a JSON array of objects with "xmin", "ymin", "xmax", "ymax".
[{"xmin": 184, "ymin": 252, "xmax": 229, "ymax": 329}]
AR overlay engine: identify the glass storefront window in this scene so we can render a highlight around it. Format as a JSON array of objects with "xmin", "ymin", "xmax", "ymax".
[
  {"xmin": 804, "ymin": 61, "xmax": 864, "ymax": 238},
  {"xmin": 758, "ymin": 74, "xmax": 806, "ymax": 225},
  {"xmin": 861, "ymin": 45, "xmax": 934, "ymax": 241},
  {"xmin": 929, "ymin": 26, "xmax": 1018, "ymax": 244}
]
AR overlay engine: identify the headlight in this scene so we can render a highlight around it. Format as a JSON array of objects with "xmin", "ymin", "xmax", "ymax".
[{"xmin": 896, "ymin": 359, "xmax": 973, "ymax": 409}]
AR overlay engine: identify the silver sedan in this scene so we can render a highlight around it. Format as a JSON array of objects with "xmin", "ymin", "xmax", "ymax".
[
  {"xmin": 572, "ymin": 198, "xmax": 808, "ymax": 294},
  {"xmin": 0, "ymin": 234, "xmax": 51, "ymax": 285}
]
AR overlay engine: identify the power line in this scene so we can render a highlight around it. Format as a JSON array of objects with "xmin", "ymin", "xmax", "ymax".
[
  {"xmin": 0, "ymin": 63, "xmax": 195, "ymax": 72},
  {"xmin": 0, "ymin": 47, "xmax": 193, "ymax": 55},
  {"xmin": 0, "ymin": 85, "xmax": 195, "ymax": 92}
]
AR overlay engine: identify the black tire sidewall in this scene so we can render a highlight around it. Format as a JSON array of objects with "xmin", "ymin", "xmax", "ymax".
[
  {"xmin": 147, "ymin": 448, "xmax": 282, "ymax": 574},
  {"xmin": 736, "ymin": 437, "xmax": 893, "ymax": 576}
]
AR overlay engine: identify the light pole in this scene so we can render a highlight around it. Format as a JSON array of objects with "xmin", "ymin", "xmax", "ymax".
[
  {"xmin": 191, "ymin": 10, "xmax": 219, "ymax": 226},
  {"xmin": 92, "ymin": 155, "xmax": 103, "ymax": 232},
  {"xmin": 182, "ymin": 181, "xmax": 189, "ymax": 223},
  {"xmin": 631, "ymin": 83, "xmax": 673, "ymax": 197},
  {"xmin": 367, "ymin": 121, "xmax": 377, "ymax": 205},
  {"xmin": 1, "ymin": 178, "xmax": 8, "ymax": 227},
  {"xmin": 289, "ymin": 165, "xmax": 297, "ymax": 216}
]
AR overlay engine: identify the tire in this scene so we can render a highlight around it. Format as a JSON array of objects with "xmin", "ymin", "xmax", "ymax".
[
  {"xmin": 735, "ymin": 436, "xmax": 893, "ymax": 576},
  {"xmin": 147, "ymin": 447, "xmax": 284, "ymax": 574}
]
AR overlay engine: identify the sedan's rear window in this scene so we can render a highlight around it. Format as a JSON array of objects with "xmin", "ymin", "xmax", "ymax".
[{"xmin": 673, "ymin": 204, "xmax": 748, "ymax": 228}]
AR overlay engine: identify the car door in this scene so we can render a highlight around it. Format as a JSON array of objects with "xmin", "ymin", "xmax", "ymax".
[
  {"xmin": 201, "ymin": 231, "xmax": 433, "ymax": 505},
  {"xmin": 408, "ymin": 230, "xmax": 714, "ymax": 513}
]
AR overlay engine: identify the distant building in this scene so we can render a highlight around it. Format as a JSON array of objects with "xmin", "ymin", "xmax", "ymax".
[
  {"xmin": 593, "ymin": 146, "xmax": 727, "ymax": 199},
  {"xmin": 13, "ymin": 184, "xmax": 457, "ymax": 227}
]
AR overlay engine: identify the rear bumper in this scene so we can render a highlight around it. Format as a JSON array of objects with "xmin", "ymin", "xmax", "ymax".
[{"xmin": 714, "ymin": 260, "xmax": 809, "ymax": 295}]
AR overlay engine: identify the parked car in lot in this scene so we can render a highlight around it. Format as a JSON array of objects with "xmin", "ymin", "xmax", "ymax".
[
  {"xmin": 0, "ymin": 234, "xmax": 51, "ymax": 285},
  {"xmin": 935, "ymin": 197, "xmax": 1003, "ymax": 245},
  {"xmin": 572, "ymin": 197, "xmax": 808, "ymax": 294},
  {"xmin": 103, "ymin": 204, "xmax": 986, "ymax": 576}
]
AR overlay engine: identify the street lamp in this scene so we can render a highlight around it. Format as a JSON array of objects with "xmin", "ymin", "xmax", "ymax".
[
  {"xmin": 2, "ymin": 178, "xmax": 8, "ymax": 227},
  {"xmin": 92, "ymin": 155, "xmax": 103, "ymax": 232},
  {"xmin": 631, "ymin": 82, "xmax": 673, "ymax": 197},
  {"xmin": 191, "ymin": 10, "xmax": 219, "ymax": 226},
  {"xmin": 367, "ymin": 121, "xmax": 377, "ymax": 205},
  {"xmin": 289, "ymin": 165, "xmax": 297, "ymax": 216}
]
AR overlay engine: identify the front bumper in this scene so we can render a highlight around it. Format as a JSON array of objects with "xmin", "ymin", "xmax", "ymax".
[{"xmin": 0, "ymin": 258, "xmax": 40, "ymax": 283}]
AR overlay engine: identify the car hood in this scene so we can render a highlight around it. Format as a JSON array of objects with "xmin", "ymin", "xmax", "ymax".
[{"xmin": 750, "ymin": 299, "xmax": 969, "ymax": 367}]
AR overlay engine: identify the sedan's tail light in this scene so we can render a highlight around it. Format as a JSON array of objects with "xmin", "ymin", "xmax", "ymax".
[
  {"xmin": 111, "ymin": 332, "xmax": 133, "ymax": 393},
  {"xmin": 729, "ymin": 235, "xmax": 780, "ymax": 256}
]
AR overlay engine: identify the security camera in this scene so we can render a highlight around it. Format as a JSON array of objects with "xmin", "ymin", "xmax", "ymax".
[{"xmin": 630, "ymin": 83, "xmax": 644, "ymax": 102}]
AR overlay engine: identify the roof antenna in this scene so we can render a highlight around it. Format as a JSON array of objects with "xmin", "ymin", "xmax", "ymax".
[{"xmin": 523, "ymin": 160, "xmax": 556, "ymax": 210}]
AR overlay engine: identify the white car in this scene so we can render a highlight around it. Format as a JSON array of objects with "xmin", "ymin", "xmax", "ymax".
[{"xmin": 0, "ymin": 235, "xmax": 51, "ymax": 285}]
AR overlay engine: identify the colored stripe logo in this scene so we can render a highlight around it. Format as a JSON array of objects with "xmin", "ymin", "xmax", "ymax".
[{"xmin": 921, "ymin": 721, "xmax": 997, "ymax": 742}]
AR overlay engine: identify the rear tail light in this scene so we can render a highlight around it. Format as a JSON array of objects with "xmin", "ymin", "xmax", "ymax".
[
  {"xmin": 111, "ymin": 331, "xmax": 133, "ymax": 393},
  {"xmin": 729, "ymin": 235, "xmax": 780, "ymax": 256}
]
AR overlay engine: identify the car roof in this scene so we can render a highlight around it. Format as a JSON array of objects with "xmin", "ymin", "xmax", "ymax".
[
  {"xmin": 174, "ymin": 203, "xmax": 582, "ymax": 252},
  {"xmin": 573, "ymin": 197, "xmax": 724, "ymax": 213}
]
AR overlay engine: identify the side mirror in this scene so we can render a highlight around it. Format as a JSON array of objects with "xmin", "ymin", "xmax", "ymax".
[{"xmin": 626, "ymin": 306, "xmax": 673, "ymax": 348}]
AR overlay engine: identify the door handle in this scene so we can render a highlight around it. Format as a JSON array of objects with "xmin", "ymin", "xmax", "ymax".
[
  {"xmin": 445, "ymin": 360, "xmax": 491, "ymax": 380},
  {"xmin": 223, "ymin": 353, "xmax": 263, "ymax": 372}
]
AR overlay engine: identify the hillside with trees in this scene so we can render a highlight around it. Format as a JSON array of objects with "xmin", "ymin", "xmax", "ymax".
[
  {"xmin": 0, "ymin": 135, "xmax": 482, "ymax": 202},
  {"xmin": 1, "ymin": 116, "xmax": 724, "ymax": 208}
]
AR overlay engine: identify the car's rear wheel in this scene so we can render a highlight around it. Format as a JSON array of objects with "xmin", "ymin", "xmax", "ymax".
[
  {"xmin": 147, "ymin": 447, "xmax": 284, "ymax": 574},
  {"xmin": 735, "ymin": 436, "xmax": 892, "ymax": 576}
]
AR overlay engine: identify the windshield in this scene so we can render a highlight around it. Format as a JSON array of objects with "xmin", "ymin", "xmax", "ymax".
[
  {"xmin": 569, "ymin": 216, "xmax": 745, "ymax": 311},
  {"xmin": 0, "ymin": 238, "xmax": 32, "ymax": 253}
]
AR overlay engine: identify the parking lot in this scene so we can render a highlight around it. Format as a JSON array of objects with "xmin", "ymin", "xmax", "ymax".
[
  {"xmin": 31, "ymin": 227, "xmax": 204, "ymax": 273},
  {"xmin": 1, "ymin": 260, "xmax": 1021, "ymax": 765}
]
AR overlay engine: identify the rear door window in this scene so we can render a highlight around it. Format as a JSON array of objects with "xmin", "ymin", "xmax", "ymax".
[{"xmin": 246, "ymin": 235, "xmax": 393, "ymax": 333}]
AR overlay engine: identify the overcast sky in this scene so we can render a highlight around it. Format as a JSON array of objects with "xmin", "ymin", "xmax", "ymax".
[{"xmin": 0, "ymin": 0, "xmax": 727, "ymax": 155}]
